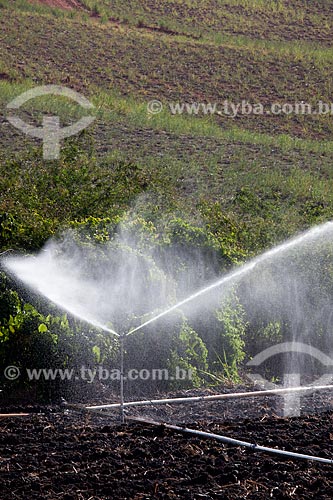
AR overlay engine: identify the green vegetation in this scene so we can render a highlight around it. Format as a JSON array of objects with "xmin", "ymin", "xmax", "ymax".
[{"xmin": 0, "ymin": 0, "xmax": 333, "ymax": 399}]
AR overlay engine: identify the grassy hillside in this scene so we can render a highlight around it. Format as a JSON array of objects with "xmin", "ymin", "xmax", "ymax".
[{"xmin": 0, "ymin": 0, "xmax": 333, "ymax": 253}]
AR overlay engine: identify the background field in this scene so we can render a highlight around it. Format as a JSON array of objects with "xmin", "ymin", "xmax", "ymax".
[{"xmin": 1, "ymin": 0, "xmax": 333, "ymax": 253}]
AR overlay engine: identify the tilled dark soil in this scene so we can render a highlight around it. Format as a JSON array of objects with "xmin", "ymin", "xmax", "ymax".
[{"xmin": 1, "ymin": 391, "xmax": 333, "ymax": 499}]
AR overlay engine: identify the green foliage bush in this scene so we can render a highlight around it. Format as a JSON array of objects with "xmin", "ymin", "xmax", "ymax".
[{"xmin": 0, "ymin": 271, "xmax": 120, "ymax": 400}]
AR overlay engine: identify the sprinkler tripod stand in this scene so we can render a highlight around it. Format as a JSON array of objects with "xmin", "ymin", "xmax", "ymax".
[{"xmin": 120, "ymin": 333, "xmax": 125, "ymax": 424}]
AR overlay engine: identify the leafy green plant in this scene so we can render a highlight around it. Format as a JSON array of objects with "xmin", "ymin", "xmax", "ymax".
[
  {"xmin": 213, "ymin": 291, "xmax": 247, "ymax": 380},
  {"xmin": 168, "ymin": 320, "xmax": 208, "ymax": 388},
  {"xmin": 202, "ymin": 349, "xmax": 241, "ymax": 384}
]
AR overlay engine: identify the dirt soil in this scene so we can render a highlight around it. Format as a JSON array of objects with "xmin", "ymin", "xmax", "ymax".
[{"xmin": 1, "ymin": 388, "xmax": 333, "ymax": 499}]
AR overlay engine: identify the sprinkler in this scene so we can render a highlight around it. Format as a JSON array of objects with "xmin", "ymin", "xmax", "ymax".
[{"xmin": 4, "ymin": 221, "xmax": 333, "ymax": 463}]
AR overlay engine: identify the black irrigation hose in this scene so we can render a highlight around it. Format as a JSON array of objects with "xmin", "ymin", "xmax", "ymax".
[{"xmin": 127, "ymin": 416, "xmax": 333, "ymax": 465}]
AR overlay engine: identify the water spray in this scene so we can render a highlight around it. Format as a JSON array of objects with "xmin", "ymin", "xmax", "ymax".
[{"xmin": 127, "ymin": 221, "xmax": 333, "ymax": 335}]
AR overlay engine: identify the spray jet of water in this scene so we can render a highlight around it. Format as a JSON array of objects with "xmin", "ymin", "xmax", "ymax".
[
  {"xmin": 126, "ymin": 221, "xmax": 333, "ymax": 336},
  {"xmin": 3, "ymin": 220, "xmax": 333, "ymax": 340},
  {"xmin": 91, "ymin": 325, "xmax": 119, "ymax": 337},
  {"xmin": 3, "ymin": 252, "xmax": 120, "ymax": 337},
  {"xmin": 126, "ymin": 261, "xmax": 257, "ymax": 335},
  {"xmin": 4, "ymin": 221, "xmax": 333, "ymax": 424}
]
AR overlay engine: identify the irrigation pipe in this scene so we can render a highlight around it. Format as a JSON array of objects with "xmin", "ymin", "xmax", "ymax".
[
  {"xmin": 62, "ymin": 402, "xmax": 124, "ymax": 421},
  {"xmin": 128, "ymin": 416, "xmax": 333, "ymax": 465},
  {"xmin": 85, "ymin": 383, "xmax": 333, "ymax": 410}
]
